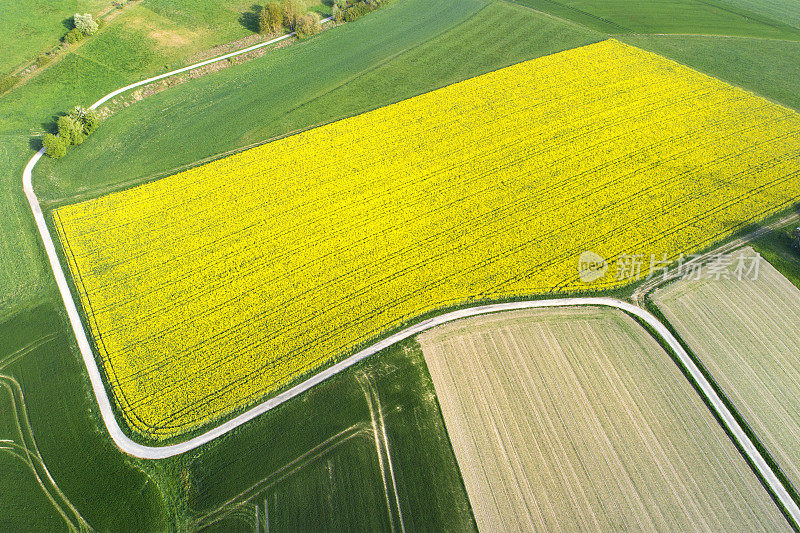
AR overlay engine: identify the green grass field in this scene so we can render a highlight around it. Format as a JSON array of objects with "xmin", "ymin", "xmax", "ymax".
[
  {"xmin": 189, "ymin": 342, "xmax": 474, "ymax": 532},
  {"xmin": 141, "ymin": 0, "xmax": 268, "ymax": 39},
  {"xmin": 0, "ymin": 0, "xmax": 286, "ymax": 77},
  {"xmin": 4, "ymin": 0, "xmax": 800, "ymax": 527},
  {"xmin": 0, "ymin": 298, "xmax": 169, "ymax": 530},
  {"xmin": 0, "ymin": 0, "xmax": 107, "ymax": 76},
  {"xmin": 513, "ymin": 0, "xmax": 800, "ymax": 37},
  {"xmin": 718, "ymin": 0, "xmax": 800, "ymax": 29},
  {"xmin": 0, "ymin": 461, "xmax": 66, "ymax": 531}
]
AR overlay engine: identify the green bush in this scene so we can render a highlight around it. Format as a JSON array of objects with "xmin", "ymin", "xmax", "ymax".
[
  {"xmin": 74, "ymin": 13, "xmax": 99, "ymax": 35},
  {"xmin": 57, "ymin": 115, "xmax": 84, "ymax": 145},
  {"xmin": 332, "ymin": 0, "xmax": 348, "ymax": 22},
  {"xmin": 46, "ymin": 106, "xmax": 100, "ymax": 159},
  {"xmin": 64, "ymin": 28, "xmax": 84, "ymax": 44},
  {"xmin": 259, "ymin": 2, "xmax": 284, "ymax": 34},
  {"xmin": 43, "ymin": 133, "xmax": 67, "ymax": 159},
  {"xmin": 36, "ymin": 53, "xmax": 53, "ymax": 68},
  {"xmin": 343, "ymin": 2, "xmax": 372, "ymax": 22},
  {"xmin": 281, "ymin": 0, "xmax": 304, "ymax": 30},
  {"xmin": 68, "ymin": 105, "xmax": 101, "ymax": 135},
  {"xmin": 295, "ymin": 12, "xmax": 321, "ymax": 38},
  {"xmin": 82, "ymin": 109, "xmax": 100, "ymax": 134},
  {"xmin": 0, "ymin": 76, "xmax": 16, "ymax": 95}
]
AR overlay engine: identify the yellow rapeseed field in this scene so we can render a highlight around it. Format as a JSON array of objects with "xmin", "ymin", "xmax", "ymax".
[{"xmin": 54, "ymin": 40, "xmax": 800, "ymax": 440}]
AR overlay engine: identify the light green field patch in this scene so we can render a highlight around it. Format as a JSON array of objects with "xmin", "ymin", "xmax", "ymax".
[{"xmin": 718, "ymin": 0, "xmax": 800, "ymax": 30}]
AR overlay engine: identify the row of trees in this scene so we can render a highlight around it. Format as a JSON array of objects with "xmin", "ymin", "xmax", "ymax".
[
  {"xmin": 332, "ymin": 0, "xmax": 386, "ymax": 23},
  {"xmin": 257, "ymin": 0, "xmax": 321, "ymax": 38},
  {"xmin": 43, "ymin": 106, "xmax": 100, "ymax": 158}
]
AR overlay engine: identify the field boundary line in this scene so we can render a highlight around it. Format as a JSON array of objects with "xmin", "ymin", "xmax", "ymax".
[
  {"xmin": 615, "ymin": 32, "xmax": 800, "ymax": 43},
  {"xmin": 16, "ymin": 31, "xmax": 800, "ymax": 527},
  {"xmin": 632, "ymin": 212, "xmax": 799, "ymax": 306},
  {"xmin": 20, "ymin": 149, "xmax": 800, "ymax": 529}
]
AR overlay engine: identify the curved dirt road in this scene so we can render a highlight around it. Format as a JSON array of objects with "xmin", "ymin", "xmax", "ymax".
[{"xmin": 20, "ymin": 28, "xmax": 800, "ymax": 530}]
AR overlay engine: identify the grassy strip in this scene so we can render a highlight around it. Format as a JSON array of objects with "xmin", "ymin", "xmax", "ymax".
[{"xmin": 749, "ymin": 221, "xmax": 800, "ymax": 290}]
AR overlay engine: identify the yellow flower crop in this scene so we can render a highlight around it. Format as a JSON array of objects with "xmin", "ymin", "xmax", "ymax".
[{"xmin": 54, "ymin": 40, "xmax": 800, "ymax": 440}]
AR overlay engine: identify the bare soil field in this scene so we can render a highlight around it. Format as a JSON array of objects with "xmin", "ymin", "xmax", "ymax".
[
  {"xmin": 653, "ymin": 246, "xmax": 800, "ymax": 493},
  {"xmin": 418, "ymin": 306, "xmax": 788, "ymax": 531}
]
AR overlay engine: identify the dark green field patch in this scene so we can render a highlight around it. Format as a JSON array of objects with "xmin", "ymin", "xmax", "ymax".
[
  {"xmin": 0, "ymin": 300, "xmax": 169, "ymax": 531},
  {"xmin": 0, "ymin": 459, "xmax": 67, "ymax": 532},
  {"xmin": 513, "ymin": 0, "xmax": 800, "ymax": 38},
  {"xmin": 187, "ymin": 342, "xmax": 474, "ymax": 532}
]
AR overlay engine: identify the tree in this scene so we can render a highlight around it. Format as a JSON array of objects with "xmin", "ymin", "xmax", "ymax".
[
  {"xmin": 259, "ymin": 2, "xmax": 283, "ymax": 33},
  {"xmin": 69, "ymin": 105, "xmax": 87, "ymax": 120},
  {"xmin": 343, "ymin": 1, "xmax": 372, "ymax": 22},
  {"xmin": 43, "ymin": 133, "xmax": 67, "ymax": 159},
  {"xmin": 332, "ymin": 0, "xmax": 347, "ymax": 22},
  {"xmin": 281, "ymin": 0, "xmax": 304, "ymax": 30},
  {"xmin": 64, "ymin": 28, "xmax": 84, "ymax": 44},
  {"xmin": 792, "ymin": 227, "xmax": 800, "ymax": 250},
  {"xmin": 295, "ymin": 12, "xmax": 321, "ymax": 38},
  {"xmin": 57, "ymin": 115, "xmax": 84, "ymax": 145},
  {"xmin": 82, "ymin": 109, "xmax": 100, "ymax": 134},
  {"xmin": 74, "ymin": 13, "xmax": 99, "ymax": 36}
]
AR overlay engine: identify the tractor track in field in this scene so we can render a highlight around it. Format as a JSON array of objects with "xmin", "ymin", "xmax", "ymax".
[{"xmin": 19, "ymin": 24, "xmax": 800, "ymax": 530}]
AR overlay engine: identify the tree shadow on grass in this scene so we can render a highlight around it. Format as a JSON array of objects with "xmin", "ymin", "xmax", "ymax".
[{"xmin": 239, "ymin": 5, "xmax": 262, "ymax": 33}]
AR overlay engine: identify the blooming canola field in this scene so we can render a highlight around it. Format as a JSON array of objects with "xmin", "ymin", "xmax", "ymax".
[{"xmin": 54, "ymin": 39, "xmax": 800, "ymax": 440}]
